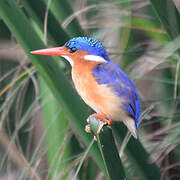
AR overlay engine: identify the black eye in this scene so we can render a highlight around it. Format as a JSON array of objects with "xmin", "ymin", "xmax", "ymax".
[{"xmin": 69, "ymin": 47, "xmax": 77, "ymax": 53}]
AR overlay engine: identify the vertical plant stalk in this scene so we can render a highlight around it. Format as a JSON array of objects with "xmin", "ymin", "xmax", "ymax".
[{"xmin": 89, "ymin": 117, "xmax": 126, "ymax": 180}]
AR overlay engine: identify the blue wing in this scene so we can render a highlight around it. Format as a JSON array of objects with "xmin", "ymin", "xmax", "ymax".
[{"xmin": 92, "ymin": 61, "xmax": 140, "ymax": 130}]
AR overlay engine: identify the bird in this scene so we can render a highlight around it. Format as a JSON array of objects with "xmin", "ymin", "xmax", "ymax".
[{"xmin": 31, "ymin": 37, "xmax": 140, "ymax": 138}]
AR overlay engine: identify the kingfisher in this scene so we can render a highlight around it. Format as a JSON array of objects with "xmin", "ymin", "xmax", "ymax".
[{"xmin": 31, "ymin": 37, "xmax": 140, "ymax": 138}]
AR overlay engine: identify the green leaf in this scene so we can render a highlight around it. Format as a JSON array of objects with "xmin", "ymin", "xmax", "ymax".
[
  {"xmin": 112, "ymin": 123, "xmax": 161, "ymax": 180},
  {"xmin": 21, "ymin": 0, "xmax": 69, "ymax": 44},
  {"xmin": 150, "ymin": 0, "xmax": 180, "ymax": 40},
  {"xmin": 39, "ymin": 76, "xmax": 70, "ymax": 179},
  {"xmin": 43, "ymin": 0, "xmax": 84, "ymax": 37}
]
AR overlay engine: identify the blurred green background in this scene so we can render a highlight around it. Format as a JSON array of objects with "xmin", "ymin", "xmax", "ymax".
[{"xmin": 0, "ymin": 0, "xmax": 180, "ymax": 179}]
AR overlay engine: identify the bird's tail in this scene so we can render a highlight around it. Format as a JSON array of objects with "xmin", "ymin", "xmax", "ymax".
[{"xmin": 123, "ymin": 117, "xmax": 138, "ymax": 139}]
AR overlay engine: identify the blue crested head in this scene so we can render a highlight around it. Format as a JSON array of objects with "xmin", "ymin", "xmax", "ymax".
[{"xmin": 65, "ymin": 37, "xmax": 110, "ymax": 61}]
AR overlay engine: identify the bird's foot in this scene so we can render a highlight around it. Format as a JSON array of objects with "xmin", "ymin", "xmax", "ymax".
[
  {"xmin": 86, "ymin": 113, "xmax": 114, "ymax": 140},
  {"xmin": 88, "ymin": 113, "xmax": 114, "ymax": 125},
  {"xmin": 86, "ymin": 113, "xmax": 114, "ymax": 135}
]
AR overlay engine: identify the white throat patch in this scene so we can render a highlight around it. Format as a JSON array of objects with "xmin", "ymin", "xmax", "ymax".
[
  {"xmin": 84, "ymin": 55, "xmax": 107, "ymax": 63},
  {"xmin": 62, "ymin": 56, "xmax": 74, "ymax": 66}
]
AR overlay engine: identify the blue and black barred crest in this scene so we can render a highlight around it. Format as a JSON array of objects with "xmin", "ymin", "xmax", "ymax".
[{"xmin": 65, "ymin": 37, "xmax": 110, "ymax": 61}]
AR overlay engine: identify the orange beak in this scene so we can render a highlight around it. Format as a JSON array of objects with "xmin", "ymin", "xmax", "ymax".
[{"xmin": 31, "ymin": 46, "xmax": 69, "ymax": 56}]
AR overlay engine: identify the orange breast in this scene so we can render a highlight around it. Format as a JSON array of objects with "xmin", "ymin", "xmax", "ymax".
[{"xmin": 71, "ymin": 61, "xmax": 125, "ymax": 119}]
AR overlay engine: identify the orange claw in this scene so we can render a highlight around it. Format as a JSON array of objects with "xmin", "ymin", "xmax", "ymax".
[{"xmin": 90, "ymin": 113, "xmax": 114, "ymax": 125}]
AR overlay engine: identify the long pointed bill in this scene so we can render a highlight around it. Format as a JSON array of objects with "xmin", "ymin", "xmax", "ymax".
[{"xmin": 31, "ymin": 46, "xmax": 69, "ymax": 56}]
